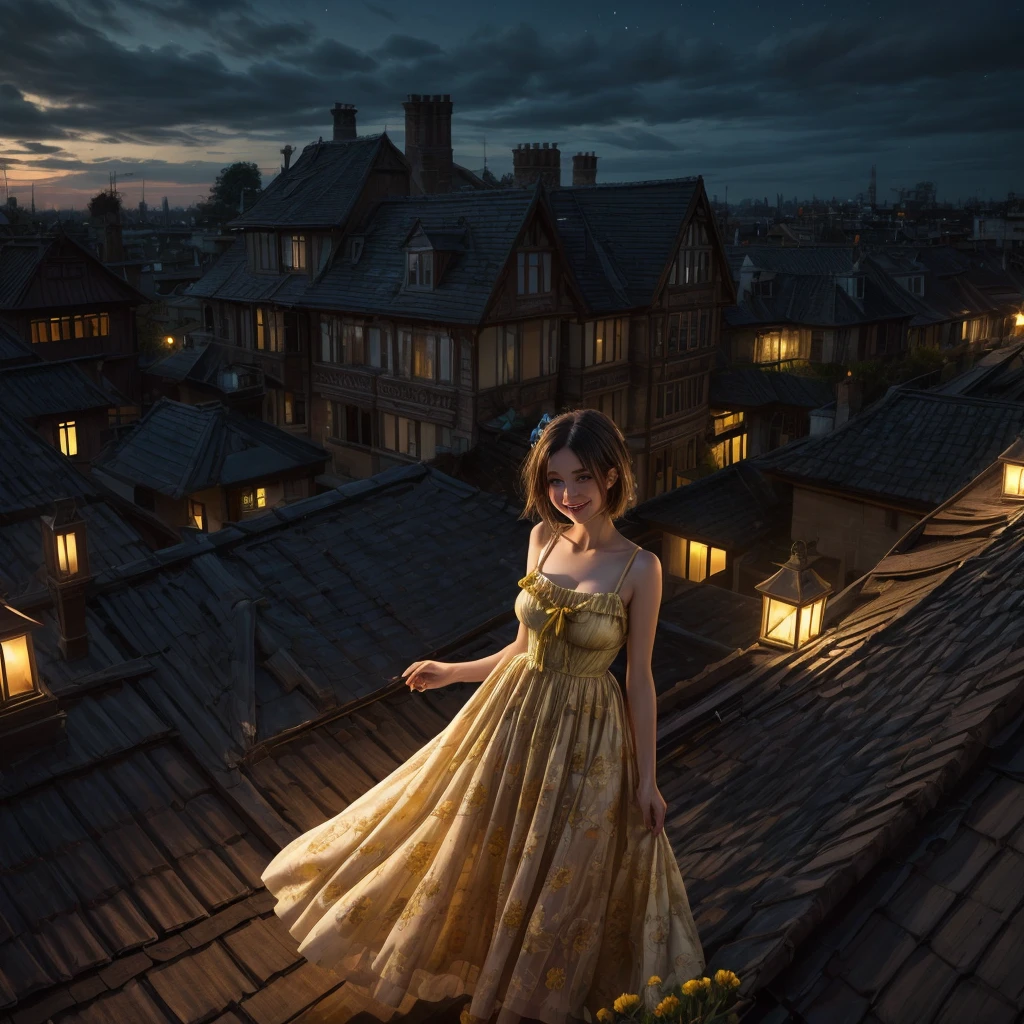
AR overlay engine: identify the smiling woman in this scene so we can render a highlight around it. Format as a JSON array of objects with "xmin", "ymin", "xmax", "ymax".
[{"xmin": 262, "ymin": 407, "xmax": 704, "ymax": 1024}]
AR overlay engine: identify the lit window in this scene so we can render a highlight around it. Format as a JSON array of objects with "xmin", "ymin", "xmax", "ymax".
[
  {"xmin": 256, "ymin": 308, "xmax": 282, "ymax": 352},
  {"xmin": 584, "ymin": 319, "xmax": 626, "ymax": 366},
  {"xmin": 57, "ymin": 421, "xmax": 77, "ymax": 457},
  {"xmin": 31, "ymin": 313, "xmax": 109, "ymax": 343},
  {"xmin": 55, "ymin": 531, "xmax": 79, "ymax": 575},
  {"xmin": 189, "ymin": 500, "xmax": 206, "ymax": 532},
  {"xmin": 668, "ymin": 221, "xmax": 712, "ymax": 286},
  {"xmin": 1, "ymin": 633, "xmax": 34, "ymax": 698},
  {"xmin": 240, "ymin": 487, "xmax": 267, "ymax": 513},
  {"xmin": 284, "ymin": 393, "xmax": 306, "ymax": 426},
  {"xmin": 665, "ymin": 535, "xmax": 727, "ymax": 582}
]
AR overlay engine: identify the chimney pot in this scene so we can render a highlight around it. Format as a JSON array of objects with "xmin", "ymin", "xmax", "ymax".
[{"xmin": 331, "ymin": 102, "xmax": 357, "ymax": 141}]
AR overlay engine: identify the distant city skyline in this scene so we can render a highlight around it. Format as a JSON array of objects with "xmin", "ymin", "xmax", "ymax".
[{"xmin": 1, "ymin": 0, "xmax": 1021, "ymax": 210}]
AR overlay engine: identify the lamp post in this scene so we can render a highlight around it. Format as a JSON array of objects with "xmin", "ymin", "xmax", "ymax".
[
  {"xmin": 40, "ymin": 498, "xmax": 91, "ymax": 660},
  {"xmin": 0, "ymin": 602, "xmax": 41, "ymax": 702},
  {"xmin": 756, "ymin": 541, "xmax": 833, "ymax": 650}
]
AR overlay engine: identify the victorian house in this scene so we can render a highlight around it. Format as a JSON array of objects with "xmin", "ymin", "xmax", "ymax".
[
  {"xmin": 187, "ymin": 97, "xmax": 734, "ymax": 501},
  {"xmin": 0, "ymin": 232, "xmax": 145, "ymax": 401}
]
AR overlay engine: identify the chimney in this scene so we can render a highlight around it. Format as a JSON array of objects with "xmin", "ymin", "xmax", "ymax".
[
  {"xmin": 280, "ymin": 144, "xmax": 295, "ymax": 171},
  {"xmin": 403, "ymin": 94, "xmax": 454, "ymax": 194},
  {"xmin": 834, "ymin": 373, "xmax": 863, "ymax": 429},
  {"xmin": 40, "ymin": 498, "xmax": 92, "ymax": 661},
  {"xmin": 571, "ymin": 151, "xmax": 598, "ymax": 187},
  {"xmin": 331, "ymin": 102, "xmax": 358, "ymax": 141},
  {"xmin": 513, "ymin": 143, "xmax": 561, "ymax": 189}
]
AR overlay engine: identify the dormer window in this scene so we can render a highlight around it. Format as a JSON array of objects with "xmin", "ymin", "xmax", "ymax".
[
  {"xmin": 754, "ymin": 278, "xmax": 774, "ymax": 298},
  {"xmin": 348, "ymin": 237, "xmax": 364, "ymax": 264},
  {"xmin": 281, "ymin": 234, "xmax": 307, "ymax": 271},
  {"xmin": 407, "ymin": 251, "xmax": 433, "ymax": 289}
]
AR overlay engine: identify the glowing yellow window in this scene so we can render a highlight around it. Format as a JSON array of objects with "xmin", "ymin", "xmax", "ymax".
[
  {"xmin": 58, "ymin": 421, "xmax": 77, "ymax": 457},
  {"xmin": 56, "ymin": 531, "xmax": 79, "ymax": 576},
  {"xmin": 1, "ymin": 633, "xmax": 34, "ymax": 697}
]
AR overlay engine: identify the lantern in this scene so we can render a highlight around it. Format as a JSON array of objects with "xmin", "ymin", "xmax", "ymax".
[
  {"xmin": 999, "ymin": 438, "xmax": 1024, "ymax": 499},
  {"xmin": 0, "ymin": 602, "xmax": 42, "ymax": 702},
  {"xmin": 756, "ymin": 541, "xmax": 833, "ymax": 651},
  {"xmin": 41, "ymin": 498, "xmax": 90, "ymax": 582}
]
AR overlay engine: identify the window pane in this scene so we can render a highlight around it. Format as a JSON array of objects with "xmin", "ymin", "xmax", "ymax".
[
  {"xmin": 1, "ymin": 634, "xmax": 34, "ymax": 696},
  {"xmin": 503, "ymin": 327, "xmax": 517, "ymax": 383},
  {"xmin": 517, "ymin": 253, "xmax": 525, "ymax": 294},
  {"xmin": 709, "ymin": 547, "xmax": 726, "ymax": 577},
  {"xmin": 421, "ymin": 421, "xmax": 436, "ymax": 461},
  {"xmin": 439, "ymin": 335, "xmax": 452, "ymax": 382},
  {"xmin": 688, "ymin": 541, "xmax": 708, "ymax": 582},
  {"xmin": 666, "ymin": 535, "xmax": 687, "ymax": 578},
  {"xmin": 543, "ymin": 252, "xmax": 551, "ymax": 293},
  {"xmin": 764, "ymin": 598, "xmax": 797, "ymax": 646},
  {"xmin": 368, "ymin": 327, "xmax": 381, "ymax": 367},
  {"xmin": 478, "ymin": 327, "xmax": 497, "ymax": 389}
]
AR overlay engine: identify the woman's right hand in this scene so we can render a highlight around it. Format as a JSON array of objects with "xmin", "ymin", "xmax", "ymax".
[{"xmin": 402, "ymin": 660, "xmax": 459, "ymax": 692}]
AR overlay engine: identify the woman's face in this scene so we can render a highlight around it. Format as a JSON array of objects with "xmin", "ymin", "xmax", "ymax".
[{"xmin": 546, "ymin": 447, "xmax": 618, "ymax": 525}]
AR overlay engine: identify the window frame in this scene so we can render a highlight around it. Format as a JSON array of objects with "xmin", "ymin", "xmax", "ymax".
[
  {"xmin": 516, "ymin": 250, "xmax": 553, "ymax": 296},
  {"xmin": 406, "ymin": 250, "xmax": 434, "ymax": 290},
  {"xmin": 57, "ymin": 420, "xmax": 78, "ymax": 457},
  {"xmin": 281, "ymin": 234, "xmax": 307, "ymax": 272}
]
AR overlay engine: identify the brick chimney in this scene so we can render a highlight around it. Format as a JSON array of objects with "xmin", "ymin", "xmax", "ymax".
[
  {"xmin": 513, "ymin": 143, "xmax": 561, "ymax": 188},
  {"xmin": 834, "ymin": 374, "xmax": 863, "ymax": 429},
  {"xmin": 572, "ymin": 152, "xmax": 598, "ymax": 186},
  {"xmin": 331, "ymin": 102, "xmax": 357, "ymax": 141},
  {"xmin": 280, "ymin": 144, "xmax": 294, "ymax": 171},
  {"xmin": 403, "ymin": 94, "xmax": 454, "ymax": 194},
  {"xmin": 40, "ymin": 498, "xmax": 91, "ymax": 661}
]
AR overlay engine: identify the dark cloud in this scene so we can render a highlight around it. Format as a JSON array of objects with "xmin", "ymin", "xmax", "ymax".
[
  {"xmin": 363, "ymin": 1, "xmax": 397, "ymax": 22},
  {"xmin": 0, "ymin": 0, "xmax": 1019, "ymax": 200},
  {"xmin": 374, "ymin": 34, "xmax": 443, "ymax": 60}
]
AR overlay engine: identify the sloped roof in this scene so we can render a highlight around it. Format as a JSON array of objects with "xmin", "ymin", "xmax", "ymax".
[
  {"xmin": 731, "ymin": 245, "xmax": 856, "ymax": 277},
  {"xmin": 0, "ymin": 408, "xmax": 93, "ymax": 517},
  {"xmin": 635, "ymin": 459, "xmax": 789, "ymax": 551},
  {"xmin": 710, "ymin": 369, "xmax": 834, "ymax": 410},
  {"xmin": 93, "ymin": 398, "xmax": 327, "ymax": 498},
  {"xmin": 145, "ymin": 340, "xmax": 261, "ymax": 395},
  {"xmin": 229, "ymin": 135, "xmax": 391, "ymax": 229},
  {"xmin": 548, "ymin": 178, "xmax": 700, "ymax": 313},
  {"xmin": 297, "ymin": 189, "xmax": 538, "ymax": 323},
  {"xmin": 185, "ymin": 235, "xmax": 312, "ymax": 304},
  {"xmin": 932, "ymin": 341, "xmax": 1024, "ymax": 402},
  {"xmin": 0, "ymin": 319, "xmax": 35, "ymax": 365},
  {"xmin": 0, "ymin": 359, "xmax": 123, "ymax": 420},
  {"xmin": 647, "ymin": 464, "xmax": 1024, "ymax": 1010},
  {"xmin": 0, "ymin": 234, "xmax": 145, "ymax": 311},
  {"xmin": 763, "ymin": 389, "xmax": 1024, "ymax": 509}
]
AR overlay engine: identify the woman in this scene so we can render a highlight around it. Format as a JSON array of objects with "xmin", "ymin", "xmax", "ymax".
[{"xmin": 262, "ymin": 409, "xmax": 704, "ymax": 1024}]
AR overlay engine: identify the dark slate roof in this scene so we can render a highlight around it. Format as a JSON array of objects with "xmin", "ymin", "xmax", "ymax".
[
  {"xmin": 297, "ymin": 189, "xmax": 538, "ymax": 323},
  {"xmin": 0, "ymin": 319, "xmax": 36, "ymax": 366},
  {"xmin": 762, "ymin": 389, "xmax": 1024, "ymax": 509},
  {"xmin": 0, "ymin": 360, "xmax": 123, "ymax": 420},
  {"xmin": 229, "ymin": 135, "xmax": 391, "ymax": 230},
  {"xmin": 548, "ymin": 178, "xmax": 700, "ymax": 313},
  {"xmin": 710, "ymin": 369, "xmax": 834, "ymax": 410},
  {"xmin": 93, "ymin": 398, "xmax": 328, "ymax": 498},
  {"xmin": 145, "ymin": 340, "xmax": 260, "ymax": 396},
  {"xmin": 0, "ymin": 234, "xmax": 145, "ymax": 311},
  {"xmin": 723, "ymin": 265, "xmax": 910, "ymax": 329},
  {"xmin": 0, "ymin": 409, "xmax": 93, "ymax": 518},
  {"xmin": 728, "ymin": 245, "xmax": 856, "ymax": 278},
  {"xmin": 933, "ymin": 341, "xmax": 1024, "ymax": 402},
  {"xmin": 644, "ymin": 465, "xmax": 1024, "ymax": 1013},
  {"xmin": 635, "ymin": 460, "xmax": 790, "ymax": 551},
  {"xmin": 185, "ymin": 235, "xmax": 312, "ymax": 305}
]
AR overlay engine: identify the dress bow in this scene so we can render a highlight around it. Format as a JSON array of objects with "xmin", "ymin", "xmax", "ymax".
[{"xmin": 533, "ymin": 597, "xmax": 595, "ymax": 671}]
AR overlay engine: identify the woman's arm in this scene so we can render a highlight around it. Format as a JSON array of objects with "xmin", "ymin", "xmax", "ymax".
[
  {"xmin": 623, "ymin": 550, "xmax": 667, "ymax": 835},
  {"xmin": 404, "ymin": 521, "xmax": 551, "ymax": 690}
]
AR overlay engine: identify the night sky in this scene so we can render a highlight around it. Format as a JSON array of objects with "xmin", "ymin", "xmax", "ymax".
[{"xmin": 1, "ymin": 0, "xmax": 1021, "ymax": 210}]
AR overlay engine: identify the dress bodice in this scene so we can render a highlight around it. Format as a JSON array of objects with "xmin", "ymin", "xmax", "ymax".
[{"xmin": 515, "ymin": 530, "xmax": 639, "ymax": 678}]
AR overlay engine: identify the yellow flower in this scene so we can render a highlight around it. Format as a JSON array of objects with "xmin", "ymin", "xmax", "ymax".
[
  {"xmin": 646, "ymin": 976, "xmax": 662, "ymax": 987},
  {"xmin": 654, "ymin": 995, "xmax": 680, "ymax": 1018},
  {"xmin": 502, "ymin": 898, "xmax": 525, "ymax": 933},
  {"xmin": 714, "ymin": 969, "xmax": 741, "ymax": 989},
  {"xmin": 545, "ymin": 967, "xmax": 566, "ymax": 990},
  {"xmin": 681, "ymin": 980, "xmax": 701, "ymax": 996},
  {"xmin": 612, "ymin": 993, "xmax": 641, "ymax": 1015},
  {"xmin": 596, "ymin": 1009, "xmax": 614, "ymax": 1023},
  {"xmin": 699, "ymin": 977, "xmax": 712, "ymax": 990},
  {"xmin": 404, "ymin": 840, "xmax": 434, "ymax": 873}
]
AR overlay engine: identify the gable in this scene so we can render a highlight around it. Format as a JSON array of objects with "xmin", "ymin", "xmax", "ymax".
[{"xmin": 5, "ymin": 234, "xmax": 145, "ymax": 312}]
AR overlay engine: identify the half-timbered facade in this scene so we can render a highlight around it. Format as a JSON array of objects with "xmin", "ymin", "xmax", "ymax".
[
  {"xmin": 0, "ymin": 233, "xmax": 144, "ymax": 401},
  {"xmin": 188, "ymin": 105, "xmax": 733, "ymax": 501}
]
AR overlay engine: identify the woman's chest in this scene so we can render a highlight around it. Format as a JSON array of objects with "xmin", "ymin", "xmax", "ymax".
[{"xmin": 515, "ymin": 588, "xmax": 625, "ymax": 651}]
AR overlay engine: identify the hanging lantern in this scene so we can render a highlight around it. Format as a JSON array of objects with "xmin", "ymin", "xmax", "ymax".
[
  {"xmin": 998, "ymin": 438, "xmax": 1024, "ymax": 500},
  {"xmin": 756, "ymin": 541, "xmax": 833, "ymax": 650},
  {"xmin": 41, "ymin": 498, "xmax": 91, "ymax": 582},
  {"xmin": 0, "ymin": 601, "xmax": 42, "ymax": 703}
]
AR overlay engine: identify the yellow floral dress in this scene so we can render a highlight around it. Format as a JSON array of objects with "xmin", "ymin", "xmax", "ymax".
[{"xmin": 261, "ymin": 530, "xmax": 704, "ymax": 1024}]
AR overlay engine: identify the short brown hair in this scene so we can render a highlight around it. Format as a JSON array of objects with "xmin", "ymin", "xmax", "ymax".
[{"xmin": 519, "ymin": 408, "xmax": 637, "ymax": 528}]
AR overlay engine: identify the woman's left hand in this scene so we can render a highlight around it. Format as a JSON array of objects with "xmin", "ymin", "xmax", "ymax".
[{"xmin": 636, "ymin": 779, "xmax": 667, "ymax": 837}]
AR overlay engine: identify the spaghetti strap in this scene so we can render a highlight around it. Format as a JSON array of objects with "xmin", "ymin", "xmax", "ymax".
[
  {"xmin": 613, "ymin": 545, "xmax": 641, "ymax": 594},
  {"xmin": 536, "ymin": 526, "xmax": 566, "ymax": 573}
]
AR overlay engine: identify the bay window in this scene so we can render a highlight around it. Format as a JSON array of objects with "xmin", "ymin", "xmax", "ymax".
[{"xmin": 584, "ymin": 319, "xmax": 627, "ymax": 366}]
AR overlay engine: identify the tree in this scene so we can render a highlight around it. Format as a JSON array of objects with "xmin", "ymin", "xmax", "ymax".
[
  {"xmin": 197, "ymin": 161, "xmax": 262, "ymax": 227},
  {"xmin": 88, "ymin": 190, "xmax": 122, "ymax": 220}
]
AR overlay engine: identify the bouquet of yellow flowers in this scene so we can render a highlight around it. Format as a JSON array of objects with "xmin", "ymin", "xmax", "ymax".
[{"xmin": 596, "ymin": 970, "xmax": 742, "ymax": 1024}]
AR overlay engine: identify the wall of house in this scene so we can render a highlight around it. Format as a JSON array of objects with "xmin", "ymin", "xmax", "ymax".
[{"xmin": 791, "ymin": 486, "xmax": 922, "ymax": 585}]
